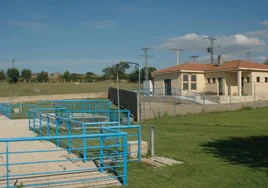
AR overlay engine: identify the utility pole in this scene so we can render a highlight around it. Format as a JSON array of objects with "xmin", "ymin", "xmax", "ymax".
[
  {"xmin": 171, "ymin": 48, "xmax": 184, "ymax": 65},
  {"xmin": 204, "ymin": 37, "xmax": 217, "ymax": 64},
  {"xmin": 12, "ymin": 59, "xmax": 15, "ymax": 68},
  {"xmin": 141, "ymin": 48, "xmax": 153, "ymax": 81},
  {"xmin": 246, "ymin": 51, "xmax": 252, "ymax": 61},
  {"xmin": 189, "ymin": 55, "xmax": 199, "ymax": 62}
]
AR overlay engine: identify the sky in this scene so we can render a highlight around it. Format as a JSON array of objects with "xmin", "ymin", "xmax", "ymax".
[{"xmin": 0, "ymin": 0, "xmax": 267, "ymax": 74}]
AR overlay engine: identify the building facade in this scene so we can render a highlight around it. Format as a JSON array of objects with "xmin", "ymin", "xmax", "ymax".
[{"xmin": 152, "ymin": 58, "xmax": 268, "ymax": 97}]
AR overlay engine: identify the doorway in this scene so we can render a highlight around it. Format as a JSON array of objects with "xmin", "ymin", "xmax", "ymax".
[{"xmin": 164, "ymin": 79, "xmax": 172, "ymax": 96}]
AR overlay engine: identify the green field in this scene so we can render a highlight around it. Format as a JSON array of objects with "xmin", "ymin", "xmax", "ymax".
[
  {"xmin": 127, "ymin": 108, "xmax": 268, "ymax": 188},
  {"xmin": 0, "ymin": 82, "xmax": 138, "ymax": 97}
]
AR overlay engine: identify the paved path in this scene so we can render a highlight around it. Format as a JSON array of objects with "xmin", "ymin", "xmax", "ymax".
[{"xmin": 0, "ymin": 115, "xmax": 120, "ymax": 187}]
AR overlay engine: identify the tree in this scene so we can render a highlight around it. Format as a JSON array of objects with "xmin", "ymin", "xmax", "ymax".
[
  {"xmin": 63, "ymin": 71, "xmax": 71, "ymax": 81},
  {"xmin": 263, "ymin": 58, "xmax": 268, "ymax": 65},
  {"xmin": 141, "ymin": 66, "xmax": 156, "ymax": 81},
  {"xmin": 6, "ymin": 68, "xmax": 20, "ymax": 83},
  {"xmin": 85, "ymin": 72, "xmax": 95, "ymax": 76},
  {"xmin": 128, "ymin": 66, "xmax": 157, "ymax": 82},
  {"xmin": 129, "ymin": 69, "xmax": 139, "ymax": 82},
  {"xmin": 36, "ymin": 71, "xmax": 48, "ymax": 82},
  {"xmin": 0, "ymin": 69, "xmax": 5, "ymax": 81},
  {"xmin": 102, "ymin": 61, "xmax": 130, "ymax": 79},
  {"xmin": 21, "ymin": 69, "xmax": 32, "ymax": 81}
]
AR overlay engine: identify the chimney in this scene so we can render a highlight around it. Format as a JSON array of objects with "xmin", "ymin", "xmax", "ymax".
[{"xmin": 217, "ymin": 55, "xmax": 223, "ymax": 66}]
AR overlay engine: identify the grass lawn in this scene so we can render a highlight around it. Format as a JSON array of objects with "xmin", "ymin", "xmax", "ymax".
[
  {"xmin": 127, "ymin": 108, "xmax": 268, "ymax": 188},
  {"xmin": 0, "ymin": 82, "xmax": 138, "ymax": 97}
]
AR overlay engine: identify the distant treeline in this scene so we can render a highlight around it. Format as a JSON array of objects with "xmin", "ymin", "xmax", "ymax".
[{"xmin": 0, "ymin": 62, "xmax": 156, "ymax": 84}]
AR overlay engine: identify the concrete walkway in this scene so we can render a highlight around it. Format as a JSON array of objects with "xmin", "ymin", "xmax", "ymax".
[{"xmin": 0, "ymin": 115, "xmax": 120, "ymax": 187}]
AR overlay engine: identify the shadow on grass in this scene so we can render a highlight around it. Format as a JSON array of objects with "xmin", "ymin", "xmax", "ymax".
[{"xmin": 202, "ymin": 136, "xmax": 268, "ymax": 168}]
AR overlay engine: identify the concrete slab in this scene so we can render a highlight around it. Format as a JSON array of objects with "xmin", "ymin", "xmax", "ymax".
[
  {"xmin": 142, "ymin": 156, "xmax": 184, "ymax": 168},
  {"xmin": 0, "ymin": 115, "xmax": 121, "ymax": 187}
]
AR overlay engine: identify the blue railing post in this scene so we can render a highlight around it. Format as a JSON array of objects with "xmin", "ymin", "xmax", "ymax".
[
  {"xmin": 33, "ymin": 112, "xmax": 36, "ymax": 133},
  {"xmin": 127, "ymin": 111, "xmax": 130, "ymax": 125},
  {"xmin": 39, "ymin": 115, "xmax": 43, "ymax": 136},
  {"xmin": 99, "ymin": 131, "xmax": 104, "ymax": 173},
  {"xmin": 82, "ymin": 124, "xmax": 87, "ymax": 163},
  {"xmin": 123, "ymin": 134, "xmax": 128, "ymax": 186},
  {"xmin": 67, "ymin": 121, "xmax": 71, "ymax": 154},
  {"xmin": 6, "ymin": 142, "xmax": 9, "ymax": 188},
  {"xmin": 82, "ymin": 101, "xmax": 84, "ymax": 119},
  {"xmin": 47, "ymin": 116, "xmax": 50, "ymax": 136},
  {"xmin": 28, "ymin": 111, "xmax": 31, "ymax": 130},
  {"xmin": 56, "ymin": 118, "xmax": 59, "ymax": 147},
  {"xmin": 38, "ymin": 114, "xmax": 43, "ymax": 136},
  {"xmin": 138, "ymin": 126, "xmax": 141, "ymax": 163},
  {"xmin": 9, "ymin": 105, "xmax": 12, "ymax": 119},
  {"xmin": 66, "ymin": 108, "xmax": 69, "ymax": 119}
]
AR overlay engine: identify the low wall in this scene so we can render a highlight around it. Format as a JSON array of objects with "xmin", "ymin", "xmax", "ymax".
[
  {"xmin": 142, "ymin": 100, "xmax": 268, "ymax": 120},
  {"xmin": 205, "ymin": 83, "xmax": 217, "ymax": 95},
  {"xmin": 219, "ymin": 95, "xmax": 268, "ymax": 103},
  {"xmin": 142, "ymin": 96, "xmax": 196, "ymax": 104},
  {"xmin": 0, "ymin": 92, "xmax": 108, "ymax": 103},
  {"xmin": 219, "ymin": 96, "xmax": 254, "ymax": 103}
]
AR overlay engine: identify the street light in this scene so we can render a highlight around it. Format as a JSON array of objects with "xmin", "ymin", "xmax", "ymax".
[{"xmin": 122, "ymin": 61, "xmax": 141, "ymax": 122}]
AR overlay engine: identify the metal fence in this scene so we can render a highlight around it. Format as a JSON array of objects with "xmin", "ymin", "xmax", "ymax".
[
  {"xmin": 108, "ymin": 87, "xmax": 139, "ymax": 121},
  {"xmin": 141, "ymin": 86, "xmax": 268, "ymax": 120},
  {"xmin": 0, "ymin": 133, "xmax": 128, "ymax": 187},
  {"xmin": 55, "ymin": 100, "xmax": 112, "ymax": 112},
  {"xmin": 28, "ymin": 109, "xmax": 141, "ymax": 162},
  {"xmin": 0, "ymin": 103, "xmax": 37, "ymax": 119}
]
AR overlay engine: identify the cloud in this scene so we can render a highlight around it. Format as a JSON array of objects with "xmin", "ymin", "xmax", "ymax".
[
  {"xmin": 87, "ymin": 21, "xmax": 116, "ymax": 29},
  {"xmin": 158, "ymin": 33, "xmax": 266, "ymax": 55},
  {"xmin": 261, "ymin": 20, "xmax": 268, "ymax": 27},
  {"xmin": 6, "ymin": 21, "xmax": 52, "ymax": 31},
  {"xmin": 245, "ymin": 30, "xmax": 268, "ymax": 39}
]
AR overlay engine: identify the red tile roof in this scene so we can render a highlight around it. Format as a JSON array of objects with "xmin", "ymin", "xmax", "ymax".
[{"xmin": 152, "ymin": 60, "xmax": 268, "ymax": 76}]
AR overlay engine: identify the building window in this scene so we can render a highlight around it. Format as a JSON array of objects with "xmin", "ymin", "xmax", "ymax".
[
  {"xmin": 213, "ymin": 78, "xmax": 216, "ymax": 84},
  {"xmin": 207, "ymin": 78, "xmax": 211, "ymax": 83},
  {"xmin": 246, "ymin": 77, "xmax": 250, "ymax": 83},
  {"xmin": 265, "ymin": 77, "xmax": 268, "ymax": 83},
  {"xmin": 183, "ymin": 74, "xmax": 188, "ymax": 81},
  {"xmin": 191, "ymin": 75, "xmax": 196, "ymax": 82},
  {"xmin": 183, "ymin": 83, "xmax": 189, "ymax": 90},
  {"xmin": 257, "ymin": 77, "xmax": 260, "ymax": 82},
  {"xmin": 191, "ymin": 83, "xmax": 197, "ymax": 90}
]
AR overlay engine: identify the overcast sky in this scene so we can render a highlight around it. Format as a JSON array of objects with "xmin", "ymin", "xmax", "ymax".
[{"xmin": 0, "ymin": 0, "xmax": 267, "ymax": 74}]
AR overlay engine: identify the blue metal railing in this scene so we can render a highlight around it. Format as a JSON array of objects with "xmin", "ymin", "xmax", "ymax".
[
  {"xmin": 28, "ymin": 110, "xmax": 141, "ymax": 163},
  {"xmin": 0, "ymin": 103, "xmax": 37, "ymax": 119},
  {"xmin": 0, "ymin": 133, "xmax": 128, "ymax": 188},
  {"xmin": 55, "ymin": 100, "xmax": 113, "ymax": 112},
  {"xmin": 69, "ymin": 109, "xmax": 131, "ymax": 125},
  {"xmin": 0, "ymin": 103, "xmax": 12, "ymax": 119}
]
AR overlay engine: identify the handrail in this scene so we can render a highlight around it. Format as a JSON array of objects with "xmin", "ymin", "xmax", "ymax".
[{"xmin": 0, "ymin": 132, "xmax": 126, "ymax": 143}]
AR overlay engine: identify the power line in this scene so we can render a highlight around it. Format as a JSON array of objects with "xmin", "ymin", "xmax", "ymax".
[
  {"xmin": 141, "ymin": 48, "xmax": 153, "ymax": 81},
  {"xmin": 189, "ymin": 55, "xmax": 199, "ymax": 62},
  {"xmin": 204, "ymin": 37, "xmax": 218, "ymax": 64},
  {"xmin": 171, "ymin": 48, "xmax": 184, "ymax": 65},
  {"xmin": 246, "ymin": 50, "xmax": 252, "ymax": 61}
]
